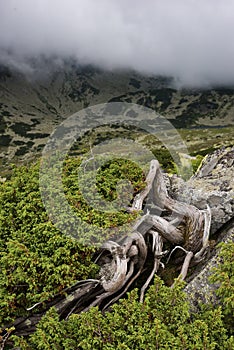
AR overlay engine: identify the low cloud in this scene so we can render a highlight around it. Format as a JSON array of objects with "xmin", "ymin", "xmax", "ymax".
[{"xmin": 1, "ymin": 0, "xmax": 234, "ymax": 87}]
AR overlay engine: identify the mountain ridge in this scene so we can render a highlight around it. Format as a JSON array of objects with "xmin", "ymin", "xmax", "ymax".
[{"xmin": 0, "ymin": 63, "xmax": 234, "ymax": 170}]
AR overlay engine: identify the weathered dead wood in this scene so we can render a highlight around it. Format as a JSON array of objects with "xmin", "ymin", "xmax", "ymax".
[
  {"xmin": 100, "ymin": 245, "xmax": 128, "ymax": 293},
  {"xmin": 148, "ymin": 214, "xmax": 184, "ymax": 244},
  {"xmin": 102, "ymin": 231, "xmax": 148, "ymax": 311},
  {"xmin": 140, "ymin": 230, "xmax": 163, "ymax": 302},
  {"xmin": 131, "ymin": 159, "xmax": 158, "ymax": 210},
  {"xmin": 194, "ymin": 205, "xmax": 212, "ymax": 262},
  {"xmin": 151, "ymin": 159, "xmax": 205, "ymax": 251},
  {"xmin": 1, "ymin": 156, "xmax": 217, "ymax": 346},
  {"xmin": 179, "ymin": 251, "xmax": 194, "ymax": 281}
]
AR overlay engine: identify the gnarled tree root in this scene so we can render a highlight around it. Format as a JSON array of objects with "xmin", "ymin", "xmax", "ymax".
[{"xmin": 1, "ymin": 159, "xmax": 211, "ymax": 346}]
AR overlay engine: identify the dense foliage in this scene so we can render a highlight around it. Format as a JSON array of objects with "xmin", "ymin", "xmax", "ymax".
[
  {"xmin": 0, "ymin": 158, "xmax": 233, "ymax": 349},
  {"xmin": 210, "ymin": 241, "xmax": 234, "ymax": 334},
  {"xmin": 0, "ymin": 161, "xmax": 98, "ymax": 326},
  {"xmin": 63, "ymin": 156, "xmax": 144, "ymax": 229},
  {"xmin": 0, "ymin": 157, "xmax": 145, "ymax": 326},
  {"xmin": 12, "ymin": 277, "xmax": 234, "ymax": 349}
]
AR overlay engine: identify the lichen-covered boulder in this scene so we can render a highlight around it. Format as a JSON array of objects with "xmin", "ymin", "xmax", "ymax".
[{"xmin": 171, "ymin": 146, "xmax": 234, "ymax": 234}]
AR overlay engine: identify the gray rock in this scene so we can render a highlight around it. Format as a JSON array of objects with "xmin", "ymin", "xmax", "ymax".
[
  {"xmin": 171, "ymin": 146, "xmax": 234, "ymax": 235},
  {"xmin": 184, "ymin": 223, "xmax": 234, "ymax": 311},
  {"xmin": 169, "ymin": 147, "xmax": 234, "ymax": 309}
]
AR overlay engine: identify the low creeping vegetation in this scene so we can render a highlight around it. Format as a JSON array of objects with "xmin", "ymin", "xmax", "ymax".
[{"xmin": 0, "ymin": 157, "xmax": 233, "ymax": 349}]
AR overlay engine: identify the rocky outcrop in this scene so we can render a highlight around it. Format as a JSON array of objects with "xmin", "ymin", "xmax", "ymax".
[
  {"xmin": 171, "ymin": 146, "xmax": 234, "ymax": 308},
  {"xmin": 171, "ymin": 146, "xmax": 234, "ymax": 235},
  {"xmin": 184, "ymin": 222, "xmax": 233, "ymax": 310}
]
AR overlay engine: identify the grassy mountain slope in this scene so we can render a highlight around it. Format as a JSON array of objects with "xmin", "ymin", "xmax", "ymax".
[{"xmin": 0, "ymin": 63, "xmax": 234, "ymax": 171}]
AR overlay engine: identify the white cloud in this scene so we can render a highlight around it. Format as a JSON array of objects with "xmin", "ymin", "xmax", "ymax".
[{"xmin": 0, "ymin": 0, "xmax": 234, "ymax": 86}]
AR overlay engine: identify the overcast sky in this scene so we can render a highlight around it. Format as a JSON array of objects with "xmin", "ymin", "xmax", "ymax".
[{"xmin": 1, "ymin": 0, "xmax": 234, "ymax": 87}]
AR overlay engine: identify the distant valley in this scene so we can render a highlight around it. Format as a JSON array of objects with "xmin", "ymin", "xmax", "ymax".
[{"xmin": 0, "ymin": 63, "xmax": 234, "ymax": 173}]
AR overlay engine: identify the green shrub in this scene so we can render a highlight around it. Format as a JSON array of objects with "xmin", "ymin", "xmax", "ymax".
[
  {"xmin": 12, "ymin": 277, "xmax": 233, "ymax": 349},
  {"xmin": 210, "ymin": 241, "xmax": 234, "ymax": 333},
  {"xmin": 1, "ymin": 157, "xmax": 233, "ymax": 349},
  {"xmin": 0, "ymin": 162, "xmax": 98, "ymax": 325}
]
